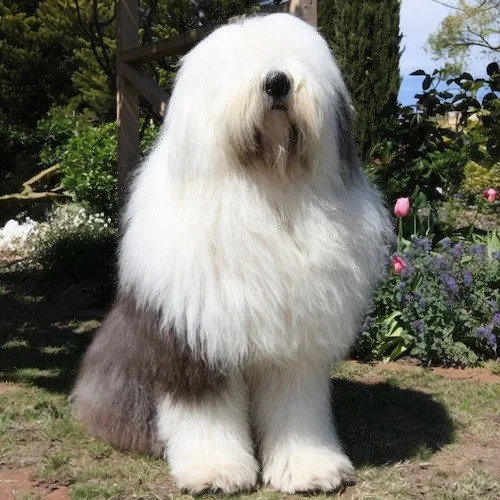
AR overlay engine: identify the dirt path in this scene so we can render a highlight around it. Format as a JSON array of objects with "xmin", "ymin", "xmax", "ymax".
[
  {"xmin": 0, "ymin": 468, "xmax": 69, "ymax": 500},
  {"xmin": 0, "ymin": 382, "xmax": 18, "ymax": 394}
]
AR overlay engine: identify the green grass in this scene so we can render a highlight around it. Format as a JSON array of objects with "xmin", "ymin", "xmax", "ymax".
[
  {"xmin": 1, "ymin": 364, "xmax": 498, "ymax": 499},
  {"xmin": 1, "ymin": 267, "xmax": 499, "ymax": 499},
  {"xmin": 484, "ymin": 360, "xmax": 500, "ymax": 375}
]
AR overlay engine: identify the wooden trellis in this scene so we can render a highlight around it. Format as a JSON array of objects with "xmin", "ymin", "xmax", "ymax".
[{"xmin": 116, "ymin": 0, "xmax": 317, "ymax": 196}]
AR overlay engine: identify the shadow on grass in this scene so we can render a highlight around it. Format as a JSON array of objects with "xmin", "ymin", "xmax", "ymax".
[
  {"xmin": 1, "ymin": 267, "xmax": 454, "ymax": 468},
  {"xmin": 0, "ymin": 268, "xmax": 97, "ymax": 394},
  {"xmin": 332, "ymin": 378, "xmax": 454, "ymax": 467}
]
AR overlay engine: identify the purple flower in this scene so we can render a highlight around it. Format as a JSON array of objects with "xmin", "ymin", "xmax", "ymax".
[
  {"xmin": 477, "ymin": 326, "xmax": 497, "ymax": 349},
  {"xmin": 493, "ymin": 313, "xmax": 500, "ymax": 327},
  {"xmin": 441, "ymin": 237, "xmax": 452, "ymax": 249},
  {"xmin": 451, "ymin": 243, "xmax": 464, "ymax": 260},
  {"xmin": 362, "ymin": 316, "xmax": 373, "ymax": 331},
  {"xmin": 411, "ymin": 320, "xmax": 426, "ymax": 333},
  {"xmin": 433, "ymin": 255, "xmax": 448, "ymax": 271},
  {"xmin": 413, "ymin": 292, "xmax": 426, "ymax": 309},
  {"xmin": 470, "ymin": 245, "xmax": 486, "ymax": 258},
  {"xmin": 492, "ymin": 251, "xmax": 500, "ymax": 260},
  {"xmin": 477, "ymin": 326, "xmax": 489, "ymax": 336},
  {"xmin": 404, "ymin": 293, "xmax": 413, "ymax": 303},
  {"xmin": 463, "ymin": 271, "xmax": 473, "ymax": 287},
  {"xmin": 442, "ymin": 274, "xmax": 459, "ymax": 294},
  {"xmin": 398, "ymin": 280, "xmax": 407, "ymax": 291},
  {"xmin": 412, "ymin": 237, "xmax": 432, "ymax": 252},
  {"xmin": 402, "ymin": 262, "xmax": 415, "ymax": 277}
]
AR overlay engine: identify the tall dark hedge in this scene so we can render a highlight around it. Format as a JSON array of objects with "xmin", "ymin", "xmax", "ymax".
[{"xmin": 319, "ymin": 0, "xmax": 402, "ymax": 160}]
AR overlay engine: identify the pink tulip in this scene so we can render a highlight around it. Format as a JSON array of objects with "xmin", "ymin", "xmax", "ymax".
[
  {"xmin": 483, "ymin": 188, "xmax": 496, "ymax": 203},
  {"xmin": 373, "ymin": 157, "xmax": 382, "ymax": 165},
  {"xmin": 394, "ymin": 197, "xmax": 410, "ymax": 218},
  {"xmin": 392, "ymin": 255, "xmax": 407, "ymax": 274}
]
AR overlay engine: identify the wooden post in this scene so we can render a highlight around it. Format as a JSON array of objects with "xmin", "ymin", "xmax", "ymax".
[
  {"xmin": 116, "ymin": 0, "xmax": 139, "ymax": 201},
  {"xmin": 289, "ymin": 0, "xmax": 317, "ymax": 27}
]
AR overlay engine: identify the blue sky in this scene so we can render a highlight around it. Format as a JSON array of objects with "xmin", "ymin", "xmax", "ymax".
[{"xmin": 398, "ymin": 0, "xmax": 487, "ymax": 104}]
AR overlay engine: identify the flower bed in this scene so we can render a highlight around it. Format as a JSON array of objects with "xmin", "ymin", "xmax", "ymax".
[{"xmin": 357, "ymin": 191, "xmax": 499, "ymax": 367}]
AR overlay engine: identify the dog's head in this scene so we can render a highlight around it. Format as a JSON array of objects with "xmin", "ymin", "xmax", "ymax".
[{"xmin": 164, "ymin": 14, "xmax": 360, "ymax": 185}]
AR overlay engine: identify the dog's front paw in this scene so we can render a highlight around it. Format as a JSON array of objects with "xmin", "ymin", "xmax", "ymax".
[
  {"xmin": 171, "ymin": 453, "xmax": 259, "ymax": 494},
  {"xmin": 263, "ymin": 446, "xmax": 355, "ymax": 493}
]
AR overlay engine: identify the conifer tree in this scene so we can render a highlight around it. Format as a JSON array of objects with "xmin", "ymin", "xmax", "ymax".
[
  {"xmin": 319, "ymin": 0, "xmax": 402, "ymax": 160},
  {"xmin": 0, "ymin": 0, "xmax": 76, "ymax": 166}
]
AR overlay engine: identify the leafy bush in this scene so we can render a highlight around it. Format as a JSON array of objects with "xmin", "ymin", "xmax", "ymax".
[
  {"xmin": 22, "ymin": 205, "xmax": 117, "ymax": 298},
  {"xmin": 368, "ymin": 63, "xmax": 499, "ymax": 203},
  {"xmin": 357, "ymin": 237, "xmax": 500, "ymax": 366},
  {"xmin": 37, "ymin": 107, "xmax": 89, "ymax": 169},
  {"xmin": 59, "ymin": 122, "xmax": 118, "ymax": 216},
  {"xmin": 59, "ymin": 121, "xmax": 159, "ymax": 217},
  {"xmin": 461, "ymin": 161, "xmax": 500, "ymax": 198}
]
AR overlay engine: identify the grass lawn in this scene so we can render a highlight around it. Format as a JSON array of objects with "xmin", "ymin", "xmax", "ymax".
[{"xmin": 1, "ymin": 266, "xmax": 499, "ymax": 499}]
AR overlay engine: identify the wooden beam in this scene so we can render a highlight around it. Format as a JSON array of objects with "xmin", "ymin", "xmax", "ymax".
[
  {"xmin": 119, "ymin": 62, "xmax": 169, "ymax": 117},
  {"xmin": 116, "ymin": 0, "xmax": 139, "ymax": 201},
  {"xmin": 121, "ymin": 25, "xmax": 217, "ymax": 64},
  {"xmin": 288, "ymin": 0, "xmax": 317, "ymax": 27}
]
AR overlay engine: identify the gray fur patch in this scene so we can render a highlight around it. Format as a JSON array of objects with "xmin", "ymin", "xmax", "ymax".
[
  {"xmin": 71, "ymin": 294, "xmax": 226, "ymax": 455},
  {"xmin": 334, "ymin": 90, "xmax": 363, "ymax": 186}
]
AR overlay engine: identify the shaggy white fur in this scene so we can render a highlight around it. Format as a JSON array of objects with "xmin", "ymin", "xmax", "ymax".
[
  {"xmin": 119, "ymin": 13, "xmax": 392, "ymax": 493},
  {"xmin": 157, "ymin": 372, "xmax": 258, "ymax": 493},
  {"xmin": 250, "ymin": 362, "xmax": 355, "ymax": 492}
]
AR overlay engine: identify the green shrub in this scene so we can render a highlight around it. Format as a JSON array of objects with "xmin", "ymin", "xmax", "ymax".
[
  {"xmin": 37, "ymin": 107, "xmax": 89, "ymax": 169},
  {"xmin": 461, "ymin": 161, "xmax": 500, "ymax": 197},
  {"xmin": 357, "ymin": 237, "xmax": 500, "ymax": 366},
  {"xmin": 59, "ymin": 121, "xmax": 159, "ymax": 218},
  {"xmin": 59, "ymin": 122, "xmax": 118, "ymax": 216},
  {"xmin": 368, "ymin": 64, "xmax": 499, "ymax": 203}
]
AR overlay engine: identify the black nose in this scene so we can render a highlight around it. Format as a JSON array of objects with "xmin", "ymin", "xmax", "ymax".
[{"xmin": 264, "ymin": 71, "xmax": 290, "ymax": 99}]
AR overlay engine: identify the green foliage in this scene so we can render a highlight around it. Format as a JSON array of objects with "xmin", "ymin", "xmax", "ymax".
[
  {"xmin": 58, "ymin": 121, "xmax": 159, "ymax": 216},
  {"xmin": 59, "ymin": 122, "xmax": 119, "ymax": 216},
  {"xmin": 368, "ymin": 64, "xmax": 500, "ymax": 203},
  {"xmin": 319, "ymin": 0, "xmax": 402, "ymax": 160},
  {"xmin": 154, "ymin": 0, "xmax": 260, "ymax": 29},
  {"xmin": 461, "ymin": 161, "xmax": 500, "ymax": 197},
  {"xmin": 426, "ymin": 0, "xmax": 500, "ymax": 75},
  {"xmin": 371, "ymin": 311, "xmax": 412, "ymax": 362},
  {"xmin": 358, "ymin": 237, "xmax": 500, "ymax": 367},
  {"xmin": 37, "ymin": 107, "xmax": 90, "ymax": 168},
  {"xmin": 0, "ymin": 0, "xmax": 76, "ymax": 165},
  {"xmin": 35, "ymin": 0, "xmax": 262, "ymax": 121},
  {"xmin": 68, "ymin": 0, "xmax": 116, "ymax": 119}
]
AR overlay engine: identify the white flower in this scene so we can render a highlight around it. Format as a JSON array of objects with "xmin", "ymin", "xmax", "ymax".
[{"xmin": 0, "ymin": 218, "xmax": 37, "ymax": 251}]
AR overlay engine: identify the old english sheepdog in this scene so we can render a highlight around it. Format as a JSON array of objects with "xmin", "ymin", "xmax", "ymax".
[{"xmin": 72, "ymin": 13, "xmax": 392, "ymax": 494}]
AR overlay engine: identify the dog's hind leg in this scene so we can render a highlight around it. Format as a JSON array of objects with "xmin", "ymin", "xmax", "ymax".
[{"xmin": 157, "ymin": 370, "xmax": 258, "ymax": 494}]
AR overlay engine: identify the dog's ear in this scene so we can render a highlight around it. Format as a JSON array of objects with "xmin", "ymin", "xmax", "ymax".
[{"xmin": 334, "ymin": 90, "xmax": 364, "ymax": 187}]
